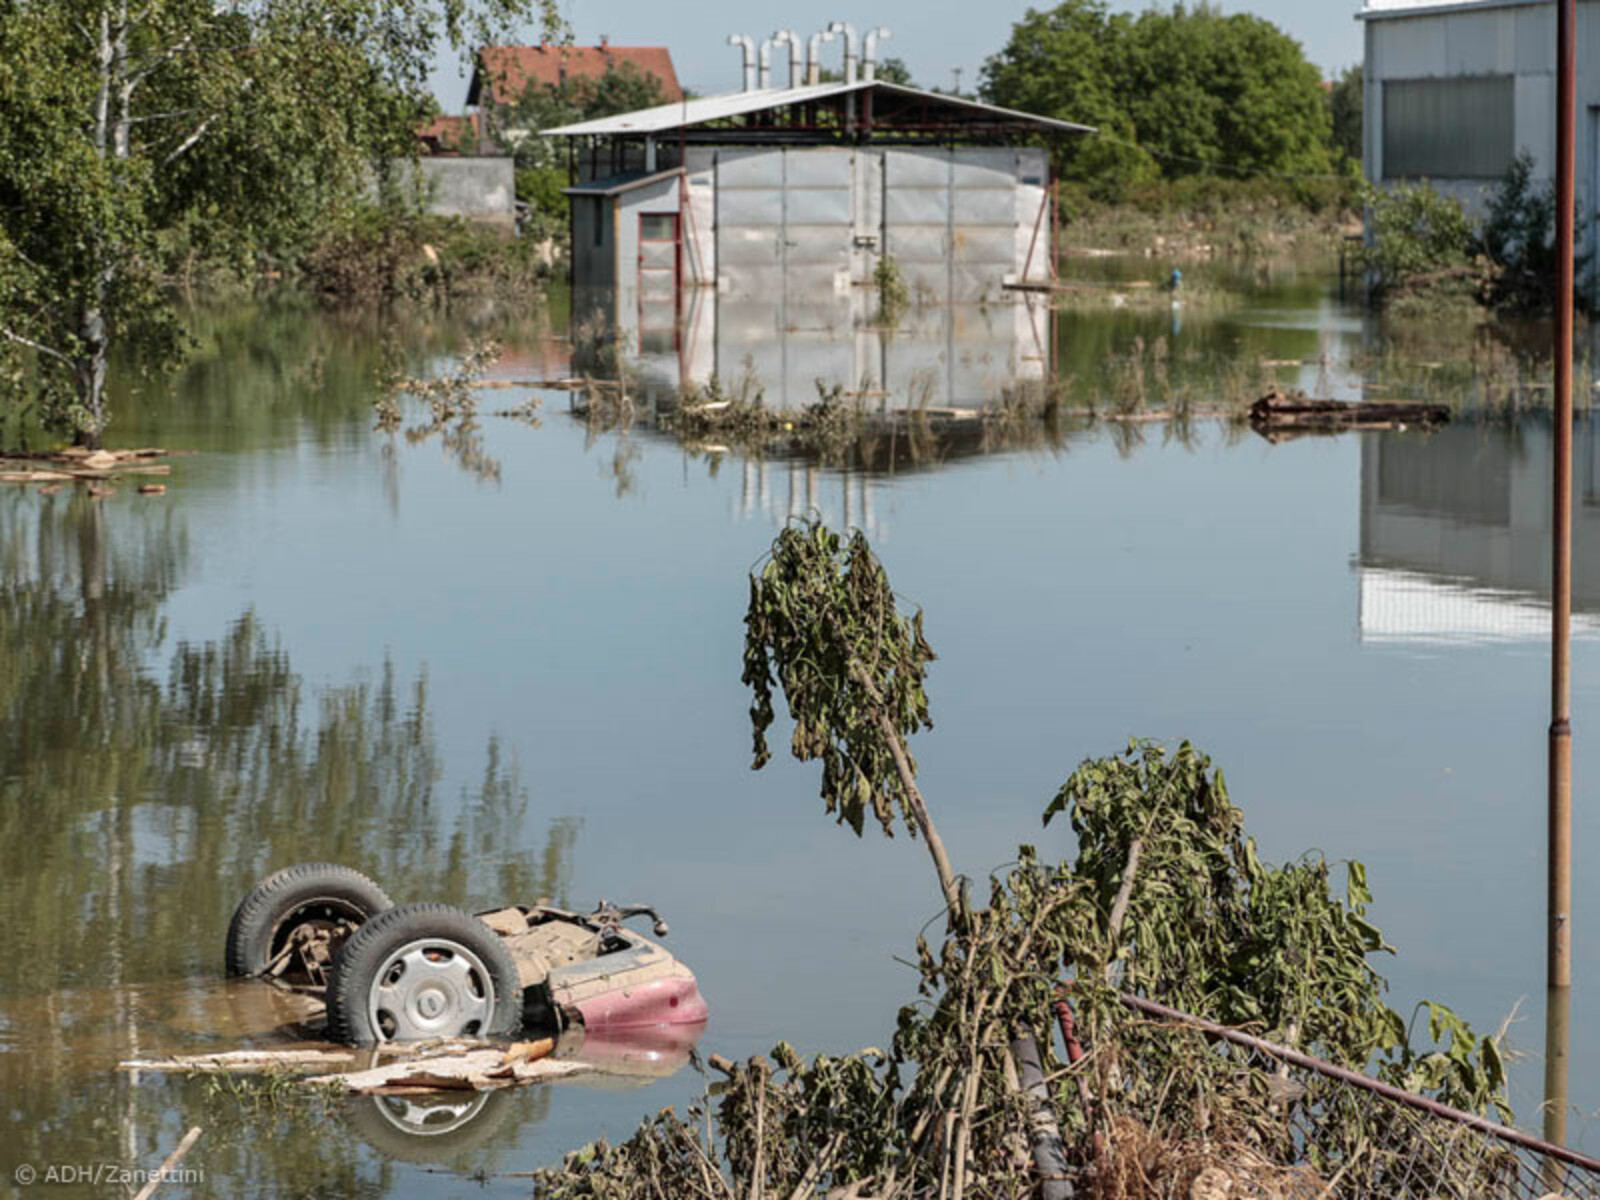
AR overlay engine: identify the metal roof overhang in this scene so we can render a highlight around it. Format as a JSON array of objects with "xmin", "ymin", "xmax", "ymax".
[
  {"xmin": 562, "ymin": 167, "xmax": 685, "ymax": 197},
  {"xmin": 540, "ymin": 80, "xmax": 1094, "ymax": 138},
  {"xmin": 1357, "ymin": 0, "xmax": 1546, "ymax": 20}
]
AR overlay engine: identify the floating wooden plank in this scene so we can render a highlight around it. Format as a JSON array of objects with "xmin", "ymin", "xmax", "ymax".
[
  {"xmin": 308, "ymin": 1039, "xmax": 578, "ymax": 1095},
  {"xmin": 118, "ymin": 1048, "xmax": 358, "ymax": 1074},
  {"xmin": 118, "ymin": 1037, "xmax": 578, "ymax": 1095},
  {"xmin": 1248, "ymin": 389, "xmax": 1449, "ymax": 434}
]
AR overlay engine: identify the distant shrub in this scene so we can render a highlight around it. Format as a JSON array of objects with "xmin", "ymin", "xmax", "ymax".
[
  {"xmin": 299, "ymin": 206, "xmax": 548, "ymax": 302},
  {"xmin": 1479, "ymin": 151, "xmax": 1589, "ymax": 313},
  {"xmin": 1354, "ymin": 182, "xmax": 1474, "ymax": 297}
]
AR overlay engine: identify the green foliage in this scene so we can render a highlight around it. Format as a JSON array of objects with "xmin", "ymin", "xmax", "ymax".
[
  {"xmin": 818, "ymin": 57, "xmax": 914, "ymax": 86},
  {"xmin": 873, "ymin": 56, "xmax": 914, "ymax": 86},
  {"xmin": 299, "ymin": 206, "xmax": 548, "ymax": 301},
  {"xmin": 0, "ymin": 0, "xmax": 555, "ymax": 450},
  {"xmin": 1479, "ymin": 150, "xmax": 1591, "ymax": 314},
  {"xmin": 538, "ymin": 525, "xmax": 1520, "ymax": 1198},
  {"xmin": 981, "ymin": 0, "xmax": 1334, "ymax": 199},
  {"xmin": 514, "ymin": 165, "xmax": 570, "ymax": 242},
  {"xmin": 873, "ymin": 254, "xmax": 909, "ymax": 327},
  {"xmin": 1354, "ymin": 182, "xmax": 1474, "ymax": 297},
  {"xmin": 742, "ymin": 521, "xmax": 935, "ymax": 839},
  {"xmin": 1329, "ymin": 63, "xmax": 1364, "ymax": 166},
  {"xmin": 503, "ymin": 61, "xmax": 667, "ymax": 242},
  {"xmin": 535, "ymin": 741, "xmax": 1516, "ymax": 1199},
  {"xmin": 1359, "ymin": 155, "xmax": 1588, "ymax": 314}
]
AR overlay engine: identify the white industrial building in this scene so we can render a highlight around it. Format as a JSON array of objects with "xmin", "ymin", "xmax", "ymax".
[
  {"xmin": 541, "ymin": 29, "xmax": 1089, "ymax": 405},
  {"xmin": 1358, "ymin": 0, "xmax": 1595, "ymax": 221}
]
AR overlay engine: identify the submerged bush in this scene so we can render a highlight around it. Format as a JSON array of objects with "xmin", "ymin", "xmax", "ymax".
[
  {"xmin": 1359, "ymin": 154, "xmax": 1591, "ymax": 314},
  {"xmin": 1480, "ymin": 150, "xmax": 1591, "ymax": 314},
  {"xmin": 298, "ymin": 206, "xmax": 549, "ymax": 302},
  {"xmin": 1355, "ymin": 182, "xmax": 1475, "ymax": 299}
]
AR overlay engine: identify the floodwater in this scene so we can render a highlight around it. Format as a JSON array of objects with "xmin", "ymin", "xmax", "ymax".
[{"xmin": 2, "ymin": 269, "xmax": 1599, "ymax": 1197}]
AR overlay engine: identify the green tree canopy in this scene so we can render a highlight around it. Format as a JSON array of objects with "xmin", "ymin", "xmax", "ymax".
[
  {"xmin": 981, "ymin": 1, "xmax": 1334, "ymax": 196},
  {"xmin": 1329, "ymin": 63, "xmax": 1364, "ymax": 166},
  {"xmin": 0, "ymin": 0, "xmax": 554, "ymax": 448},
  {"xmin": 505, "ymin": 61, "xmax": 668, "ymax": 240}
]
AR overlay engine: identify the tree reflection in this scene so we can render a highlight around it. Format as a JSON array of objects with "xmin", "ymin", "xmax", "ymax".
[{"xmin": 0, "ymin": 489, "xmax": 576, "ymax": 1188}]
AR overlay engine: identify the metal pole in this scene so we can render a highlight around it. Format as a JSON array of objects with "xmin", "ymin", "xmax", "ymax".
[{"xmin": 1545, "ymin": 0, "xmax": 1576, "ymax": 1152}]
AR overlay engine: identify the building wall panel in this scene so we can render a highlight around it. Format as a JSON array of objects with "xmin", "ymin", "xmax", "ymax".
[{"xmin": 1382, "ymin": 75, "xmax": 1515, "ymax": 178}]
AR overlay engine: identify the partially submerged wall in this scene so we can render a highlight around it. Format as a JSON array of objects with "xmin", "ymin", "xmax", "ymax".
[{"xmin": 406, "ymin": 156, "xmax": 517, "ymax": 231}]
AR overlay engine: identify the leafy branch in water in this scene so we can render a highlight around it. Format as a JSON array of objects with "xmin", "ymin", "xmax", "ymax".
[
  {"xmin": 373, "ymin": 337, "xmax": 505, "ymax": 483},
  {"xmin": 742, "ymin": 521, "xmax": 958, "ymax": 916},
  {"xmin": 537, "ymin": 521, "xmax": 1518, "ymax": 1200}
]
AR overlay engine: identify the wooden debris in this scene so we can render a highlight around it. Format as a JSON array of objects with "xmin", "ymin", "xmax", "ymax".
[
  {"xmin": 138, "ymin": 484, "xmax": 167, "ymax": 496},
  {"xmin": 1248, "ymin": 388, "xmax": 1449, "ymax": 436},
  {"xmin": 0, "ymin": 446, "xmax": 178, "ymax": 486},
  {"xmin": 119, "ymin": 1037, "xmax": 577, "ymax": 1095},
  {"xmin": 119, "ymin": 1048, "xmax": 359, "ymax": 1074},
  {"xmin": 131, "ymin": 1126, "xmax": 202, "ymax": 1200},
  {"xmin": 308, "ymin": 1039, "xmax": 577, "ymax": 1095},
  {"xmin": 475, "ymin": 377, "xmax": 601, "ymax": 391}
]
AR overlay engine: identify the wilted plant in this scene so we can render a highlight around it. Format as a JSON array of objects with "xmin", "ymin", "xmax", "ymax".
[
  {"xmin": 875, "ymin": 255, "xmax": 911, "ymax": 329},
  {"xmin": 742, "ymin": 521, "xmax": 957, "ymax": 917},
  {"xmin": 373, "ymin": 336, "xmax": 505, "ymax": 482},
  {"xmin": 533, "ymin": 521, "xmax": 1528, "ymax": 1200}
]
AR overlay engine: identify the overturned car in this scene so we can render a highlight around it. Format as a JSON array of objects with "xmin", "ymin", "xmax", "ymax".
[{"xmin": 224, "ymin": 862, "xmax": 708, "ymax": 1045}]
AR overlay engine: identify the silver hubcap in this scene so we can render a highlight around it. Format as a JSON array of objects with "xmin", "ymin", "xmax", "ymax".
[
  {"xmin": 373, "ymin": 1094, "xmax": 487, "ymax": 1136},
  {"xmin": 367, "ymin": 938, "xmax": 495, "ymax": 1041}
]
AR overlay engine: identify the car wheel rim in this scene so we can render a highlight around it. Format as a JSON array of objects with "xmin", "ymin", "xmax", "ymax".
[
  {"xmin": 367, "ymin": 938, "xmax": 495, "ymax": 1041},
  {"xmin": 372, "ymin": 1094, "xmax": 488, "ymax": 1136}
]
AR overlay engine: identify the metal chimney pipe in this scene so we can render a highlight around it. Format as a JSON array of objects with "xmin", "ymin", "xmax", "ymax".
[
  {"xmin": 863, "ymin": 27, "xmax": 892, "ymax": 82},
  {"xmin": 758, "ymin": 36, "xmax": 776, "ymax": 89},
  {"xmin": 772, "ymin": 30, "xmax": 803, "ymax": 88},
  {"xmin": 805, "ymin": 29, "xmax": 836, "ymax": 86},
  {"xmin": 727, "ymin": 34, "xmax": 756, "ymax": 92},
  {"xmin": 827, "ymin": 21, "xmax": 858, "ymax": 85}
]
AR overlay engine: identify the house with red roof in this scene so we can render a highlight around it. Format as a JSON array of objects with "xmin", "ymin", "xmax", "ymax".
[{"xmin": 467, "ymin": 40, "xmax": 683, "ymax": 123}]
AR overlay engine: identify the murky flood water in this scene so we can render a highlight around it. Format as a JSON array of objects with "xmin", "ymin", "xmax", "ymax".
[{"xmin": 3, "ymin": 270, "xmax": 1598, "ymax": 1196}]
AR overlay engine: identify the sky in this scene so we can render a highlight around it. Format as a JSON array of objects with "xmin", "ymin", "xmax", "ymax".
[{"xmin": 427, "ymin": 0, "xmax": 1366, "ymax": 110}]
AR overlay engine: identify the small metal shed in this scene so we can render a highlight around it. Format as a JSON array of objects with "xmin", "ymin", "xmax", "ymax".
[{"xmin": 544, "ymin": 80, "xmax": 1091, "ymax": 397}]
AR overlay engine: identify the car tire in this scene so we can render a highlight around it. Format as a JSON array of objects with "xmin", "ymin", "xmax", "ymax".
[
  {"xmin": 325, "ymin": 903, "xmax": 523, "ymax": 1044},
  {"xmin": 225, "ymin": 862, "xmax": 393, "ymax": 979}
]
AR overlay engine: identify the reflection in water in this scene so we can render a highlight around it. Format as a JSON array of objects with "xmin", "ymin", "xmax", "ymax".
[
  {"xmin": 0, "ymin": 489, "xmax": 578, "ymax": 1186},
  {"xmin": 580, "ymin": 252, "xmax": 1055, "ymax": 412},
  {"xmin": 1358, "ymin": 417, "xmax": 1600, "ymax": 643}
]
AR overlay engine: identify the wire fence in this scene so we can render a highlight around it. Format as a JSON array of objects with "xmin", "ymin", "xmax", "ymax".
[{"xmin": 1113, "ymin": 994, "xmax": 1600, "ymax": 1200}]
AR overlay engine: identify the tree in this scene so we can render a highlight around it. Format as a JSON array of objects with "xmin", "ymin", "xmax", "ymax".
[
  {"xmin": 0, "ymin": 0, "xmax": 554, "ymax": 449},
  {"xmin": 1354, "ymin": 181, "xmax": 1473, "ymax": 298},
  {"xmin": 1329, "ymin": 63, "xmax": 1363, "ymax": 166},
  {"xmin": 978, "ymin": 1, "xmax": 1158, "ymax": 197},
  {"xmin": 742, "ymin": 521, "xmax": 961, "ymax": 919},
  {"xmin": 504, "ymin": 60, "xmax": 667, "ymax": 242},
  {"xmin": 981, "ymin": 1, "xmax": 1333, "ymax": 195},
  {"xmin": 817, "ymin": 56, "xmax": 914, "ymax": 86}
]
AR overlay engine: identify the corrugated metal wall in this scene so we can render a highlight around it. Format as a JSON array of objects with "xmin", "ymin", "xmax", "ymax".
[
  {"xmin": 1382, "ymin": 75, "xmax": 1515, "ymax": 179},
  {"xmin": 700, "ymin": 145, "xmax": 1048, "ymax": 408}
]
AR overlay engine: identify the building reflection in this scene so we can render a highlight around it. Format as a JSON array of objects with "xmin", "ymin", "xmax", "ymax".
[
  {"xmin": 1357, "ymin": 417, "xmax": 1600, "ymax": 644},
  {"xmin": 576, "ymin": 276, "xmax": 1055, "ymax": 412}
]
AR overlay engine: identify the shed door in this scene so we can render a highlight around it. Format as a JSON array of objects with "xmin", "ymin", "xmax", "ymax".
[
  {"xmin": 715, "ymin": 149, "xmax": 857, "ymax": 405},
  {"xmin": 637, "ymin": 212, "xmax": 680, "ymax": 351}
]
